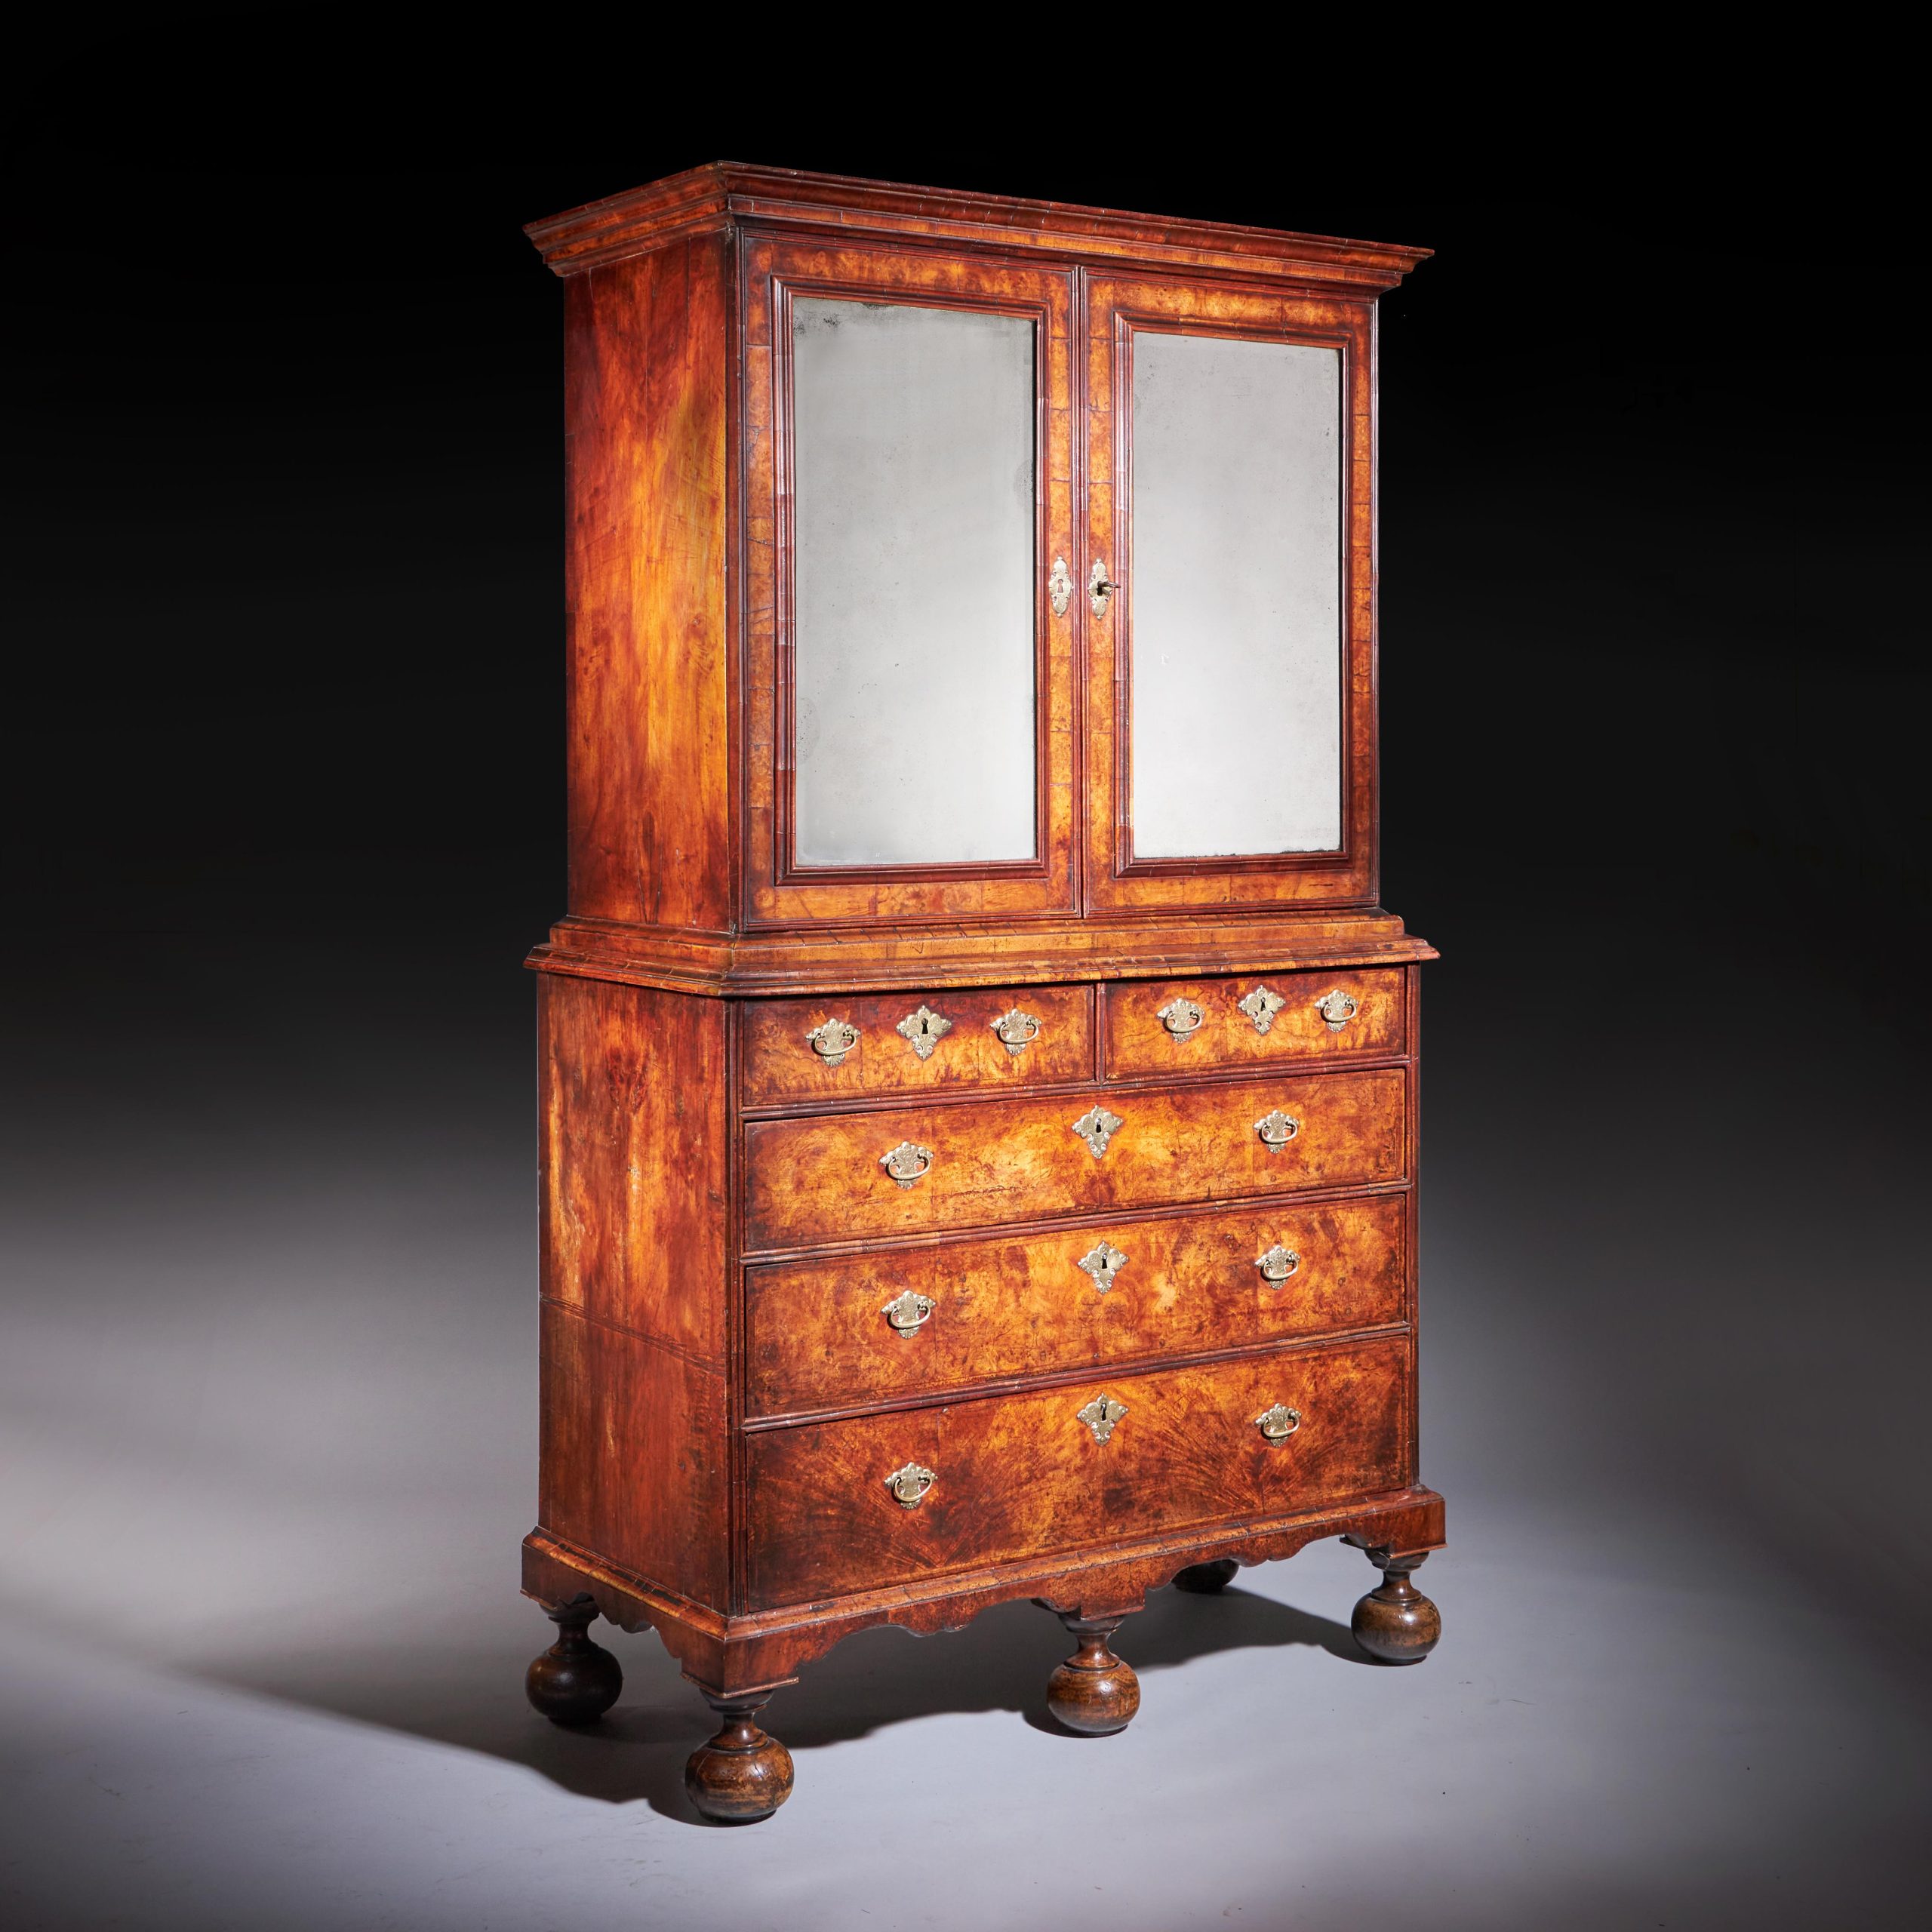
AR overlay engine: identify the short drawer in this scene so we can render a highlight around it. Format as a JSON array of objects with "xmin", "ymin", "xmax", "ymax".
[
  {"xmin": 746, "ymin": 1335, "xmax": 1411, "ymax": 1607},
  {"xmin": 744, "ymin": 1192, "xmax": 1407, "ymax": 1417},
  {"xmin": 740, "ymin": 985, "xmax": 1094, "ymax": 1109},
  {"xmin": 743, "ymin": 1067, "xmax": 1406, "ymax": 1252},
  {"xmin": 1103, "ymin": 968, "xmax": 1405, "ymax": 1078}
]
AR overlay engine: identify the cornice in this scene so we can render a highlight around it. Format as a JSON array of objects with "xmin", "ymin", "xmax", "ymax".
[{"xmin": 525, "ymin": 162, "xmax": 1432, "ymax": 291}]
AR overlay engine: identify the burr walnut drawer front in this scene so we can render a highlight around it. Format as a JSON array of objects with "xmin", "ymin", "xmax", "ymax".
[
  {"xmin": 740, "ymin": 986, "xmax": 1094, "ymax": 1108},
  {"xmin": 745, "ymin": 1335, "xmax": 1411, "ymax": 1607},
  {"xmin": 743, "ymin": 1067, "xmax": 1407, "ymax": 1252},
  {"xmin": 743, "ymin": 1192, "xmax": 1407, "ymax": 1418},
  {"xmin": 1104, "ymin": 968, "xmax": 1406, "ymax": 1078}
]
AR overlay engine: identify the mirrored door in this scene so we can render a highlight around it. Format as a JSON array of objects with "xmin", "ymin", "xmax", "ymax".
[
  {"xmin": 743, "ymin": 238, "xmax": 1077, "ymax": 925},
  {"xmin": 790, "ymin": 297, "xmax": 1037, "ymax": 868},
  {"xmin": 1083, "ymin": 276, "xmax": 1378, "ymax": 912}
]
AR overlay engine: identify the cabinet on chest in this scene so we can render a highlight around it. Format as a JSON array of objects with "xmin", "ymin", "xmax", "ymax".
[{"xmin": 519, "ymin": 165, "xmax": 1444, "ymax": 1822}]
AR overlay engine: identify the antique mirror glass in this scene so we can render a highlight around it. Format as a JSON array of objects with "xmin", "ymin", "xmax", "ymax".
[
  {"xmin": 1128, "ymin": 331, "xmax": 1342, "ymax": 858},
  {"xmin": 791, "ymin": 298, "xmax": 1037, "ymax": 867}
]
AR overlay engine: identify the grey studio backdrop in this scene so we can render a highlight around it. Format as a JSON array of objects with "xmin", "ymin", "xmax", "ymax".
[{"xmin": 3, "ymin": 120, "xmax": 1928, "ymax": 1932}]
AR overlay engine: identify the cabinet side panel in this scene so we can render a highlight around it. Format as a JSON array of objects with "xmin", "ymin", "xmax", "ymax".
[
  {"xmin": 564, "ymin": 232, "xmax": 732, "ymax": 931},
  {"xmin": 539, "ymin": 1302, "xmax": 728, "ymax": 1608},
  {"xmin": 537, "ymin": 974, "xmax": 731, "ymax": 1609},
  {"xmin": 1405, "ymin": 961, "xmax": 1423, "ymax": 1487},
  {"xmin": 540, "ymin": 975, "xmax": 728, "ymax": 1362}
]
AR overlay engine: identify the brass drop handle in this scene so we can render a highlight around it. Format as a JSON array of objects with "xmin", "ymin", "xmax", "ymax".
[
  {"xmin": 1315, "ymin": 989, "xmax": 1358, "ymax": 1033},
  {"xmin": 805, "ymin": 1018, "xmax": 859, "ymax": 1066},
  {"xmin": 879, "ymin": 1141, "xmax": 935, "ymax": 1189},
  {"xmin": 1088, "ymin": 558, "xmax": 1118, "ymax": 615},
  {"xmin": 1158, "ymin": 997, "xmax": 1204, "ymax": 1039},
  {"xmin": 884, "ymin": 1462, "xmax": 936, "ymax": 1509},
  {"xmin": 881, "ymin": 1290, "xmax": 935, "ymax": 1334},
  {"xmin": 1254, "ymin": 1109, "xmax": 1300, "ymax": 1150},
  {"xmin": 1254, "ymin": 1403, "xmax": 1302, "ymax": 1444},
  {"xmin": 1255, "ymin": 1244, "xmax": 1301, "ymax": 1285},
  {"xmin": 989, "ymin": 1008, "xmax": 1041, "ymax": 1057}
]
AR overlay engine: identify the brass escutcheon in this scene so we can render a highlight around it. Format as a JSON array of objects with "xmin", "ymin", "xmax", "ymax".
[
  {"xmin": 896, "ymin": 1004, "xmax": 952, "ymax": 1061},
  {"xmin": 1238, "ymin": 986, "xmax": 1287, "ymax": 1035},
  {"xmin": 881, "ymin": 1290, "xmax": 936, "ymax": 1334},
  {"xmin": 1314, "ymin": 989, "xmax": 1358, "ymax": 1033},
  {"xmin": 805, "ymin": 1018, "xmax": 859, "ymax": 1066},
  {"xmin": 1076, "ymin": 1241, "xmax": 1128, "ymax": 1294},
  {"xmin": 879, "ymin": 1141, "xmax": 935, "ymax": 1189},
  {"xmin": 1088, "ymin": 557, "xmax": 1118, "ymax": 617},
  {"xmin": 1255, "ymin": 1244, "xmax": 1301, "ymax": 1285},
  {"xmin": 989, "ymin": 1008, "xmax": 1041, "ymax": 1057},
  {"xmin": 1254, "ymin": 1109, "xmax": 1300, "ymax": 1150},
  {"xmin": 883, "ymin": 1462, "xmax": 936, "ymax": 1508},
  {"xmin": 1070, "ymin": 1106, "xmax": 1124, "ymax": 1158},
  {"xmin": 1048, "ymin": 555, "xmax": 1074, "ymax": 618},
  {"xmin": 1254, "ymin": 1403, "xmax": 1302, "ymax": 1444},
  {"xmin": 1076, "ymin": 1394, "xmax": 1128, "ymax": 1444},
  {"xmin": 1157, "ymin": 996, "xmax": 1204, "ymax": 1040}
]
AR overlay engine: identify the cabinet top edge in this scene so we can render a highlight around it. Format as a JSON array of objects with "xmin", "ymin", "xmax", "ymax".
[{"xmin": 523, "ymin": 161, "xmax": 1432, "ymax": 287}]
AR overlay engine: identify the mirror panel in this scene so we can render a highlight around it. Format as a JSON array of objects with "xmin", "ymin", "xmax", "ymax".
[
  {"xmin": 791, "ymin": 297, "xmax": 1037, "ymax": 868},
  {"xmin": 1128, "ymin": 330, "xmax": 1343, "ymax": 859}
]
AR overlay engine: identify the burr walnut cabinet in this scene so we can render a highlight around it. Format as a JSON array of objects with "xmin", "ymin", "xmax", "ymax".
[{"xmin": 518, "ymin": 164, "xmax": 1444, "ymax": 1822}]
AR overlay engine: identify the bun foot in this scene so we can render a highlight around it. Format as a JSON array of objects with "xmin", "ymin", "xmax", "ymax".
[
  {"xmin": 1350, "ymin": 1548, "xmax": 1441, "ymax": 1664},
  {"xmin": 1046, "ymin": 1614, "xmax": 1142, "ymax": 1735},
  {"xmin": 525, "ymin": 1595, "xmax": 623, "ymax": 1724},
  {"xmin": 1174, "ymin": 1558, "xmax": 1240, "ymax": 1595},
  {"xmin": 685, "ymin": 1693, "xmax": 794, "ymax": 1823}
]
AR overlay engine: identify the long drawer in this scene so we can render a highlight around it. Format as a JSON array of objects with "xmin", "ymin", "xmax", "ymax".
[
  {"xmin": 745, "ymin": 1335, "xmax": 1411, "ymax": 1607},
  {"xmin": 742, "ymin": 1067, "xmax": 1407, "ymax": 1252},
  {"xmin": 744, "ymin": 1192, "xmax": 1407, "ymax": 1417},
  {"xmin": 1103, "ymin": 968, "xmax": 1406, "ymax": 1078},
  {"xmin": 740, "ymin": 985, "xmax": 1094, "ymax": 1109}
]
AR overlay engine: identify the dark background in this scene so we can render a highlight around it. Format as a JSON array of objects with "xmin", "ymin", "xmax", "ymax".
[{"xmin": 5, "ymin": 19, "xmax": 1927, "ymax": 1926}]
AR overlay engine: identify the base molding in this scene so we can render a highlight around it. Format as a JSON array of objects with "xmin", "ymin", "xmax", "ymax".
[{"xmin": 523, "ymin": 1485, "xmax": 1444, "ymax": 1694}]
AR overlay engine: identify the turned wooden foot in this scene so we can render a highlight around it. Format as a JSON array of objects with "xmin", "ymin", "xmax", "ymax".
[
  {"xmin": 525, "ymin": 1594, "xmax": 623, "ymax": 1724},
  {"xmin": 1351, "ymin": 1547, "xmax": 1441, "ymax": 1664},
  {"xmin": 1174, "ymin": 1558, "xmax": 1240, "ymax": 1594},
  {"xmin": 1045, "ymin": 1613, "xmax": 1142, "ymax": 1734},
  {"xmin": 685, "ymin": 1692, "xmax": 795, "ymax": 1823}
]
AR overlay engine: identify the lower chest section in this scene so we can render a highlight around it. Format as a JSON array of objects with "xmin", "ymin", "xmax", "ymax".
[{"xmin": 731, "ymin": 968, "xmax": 1421, "ymax": 1611}]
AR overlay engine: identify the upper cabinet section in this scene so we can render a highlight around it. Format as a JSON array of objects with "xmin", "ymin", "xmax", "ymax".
[{"xmin": 527, "ymin": 168, "xmax": 1426, "ymax": 940}]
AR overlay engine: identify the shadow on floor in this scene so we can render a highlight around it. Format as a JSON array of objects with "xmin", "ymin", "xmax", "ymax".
[{"xmin": 173, "ymin": 1580, "xmax": 1370, "ymax": 1825}]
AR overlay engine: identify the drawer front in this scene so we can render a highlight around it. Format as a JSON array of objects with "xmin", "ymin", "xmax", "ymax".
[
  {"xmin": 745, "ymin": 1192, "xmax": 1406, "ymax": 1417},
  {"xmin": 746, "ymin": 1336, "xmax": 1410, "ymax": 1607},
  {"xmin": 1104, "ymin": 968, "xmax": 1405, "ymax": 1078},
  {"xmin": 740, "ymin": 986, "xmax": 1094, "ymax": 1109},
  {"xmin": 743, "ymin": 1067, "xmax": 1407, "ymax": 1251}
]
